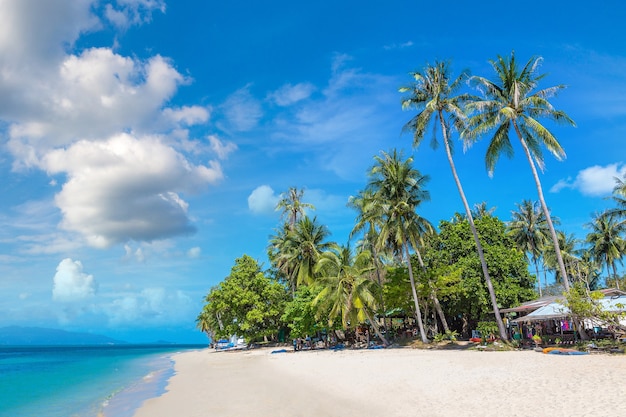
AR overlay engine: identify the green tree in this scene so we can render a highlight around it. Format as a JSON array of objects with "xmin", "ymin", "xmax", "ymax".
[
  {"xmin": 465, "ymin": 52, "xmax": 576, "ymax": 292},
  {"xmin": 400, "ymin": 62, "xmax": 502, "ymax": 337},
  {"xmin": 314, "ymin": 244, "xmax": 389, "ymax": 345},
  {"xmin": 366, "ymin": 149, "xmax": 431, "ymax": 343},
  {"xmin": 281, "ymin": 285, "xmax": 328, "ymax": 339},
  {"xmin": 200, "ymin": 255, "xmax": 289, "ymax": 342},
  {"xmin": 508, "ymin": 199, "xmax": 554, "ymax": 296},
  {"xmin": 586, "ymin": 211, "xmax": 626, "ymax": 290},
  {"xmin": 423, "ymin": 214, "xmax": 535, "ymax": 336}
]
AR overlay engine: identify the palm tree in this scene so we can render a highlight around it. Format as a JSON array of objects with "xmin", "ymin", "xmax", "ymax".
[
  {"xmin": 314, "ymin": 244, "xmax": 389, "ymax": 345},
  {"xmin": 543, "ymin": 231, "xmax": 579, "ymax": 286},
  {"xmin": 606, "ymin": 175, "xmax": 626, "ymax": 224},
  {"xmin": 276, "ymin": 187, "xmax": 315, "ymax": 230},
  {"xmin": 287, "ymin": 216, "xmax": 332, "ymax": 287},
  {"xmin": 585, "ymin": 211, "xmax": 626, "ymax": 290},
  {"xmin": 268, "ymin": 222, "xmax": 298, "ymax": 294},
  {"xmin": 464, "ymin": 51, "xmax": 576, "ymax": 293},
  {"xmin": 366, "ymin": 149, "xmax": 430, "ymax": 343},
  {"xmin": 348, "ymin": 189, "xmax": 388, "ymax": 326},
  {"xmin": 195, "ymin": 310, "xmax": 214, "ymax": 341},
  {"xmin": 400, "ymin": 61, "xmax": 505, "ymax": 339},
  {"xmin": 508, "ymin": 199, "xmax": 554, "ymax": 296}
]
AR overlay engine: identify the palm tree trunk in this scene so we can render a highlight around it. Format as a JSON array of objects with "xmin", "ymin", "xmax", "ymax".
[
  {"xmin": 514, "ymin": 122, "xmax": 570, "ymax": 292},
  {"xmin": 370, "ymin": 243, "xmax": 388, "ymax": 329},
  {"xmin": 364, "ymin": 309, "xmax": 389, "ymax": 346},
  {"xmin": 431, "ymin": 293, "xmax": 450, "ymax": 333},
  {"xmin": 533, "ymin": 258, "xmax": 542, "ymax": 297},
  {"xmin": 612, "ymin": 263, "xmax": 620, "ymax": 290},
  {"xmin": 412, "ymin": 240, "xmax": 450, "ymax": 333},
  {"xmin": 402, "ymin": 237, "xmax": 428, "ymax": 343},
  {"xmin": 440, "ymin": 116, "xmax": 508, "ymax": 340}
]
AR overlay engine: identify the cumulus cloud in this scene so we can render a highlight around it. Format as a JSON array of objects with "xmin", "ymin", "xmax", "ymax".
[
  {"xmin": 550, "ymin": 163, "xmax": 626, "ymax": 196},
  {"xmin": 269, "ymin": 82, "xmax": 316, "ymax": 106},
  {"xmin": 220, "ymin": 85, "xmax": 263, "ymax": 132},
  {"xmin": 248, "ymin": 185, "xmax": 279, "ymax": 215},
  {"xmin": 42, "ymin": 133, "xmax": 223, "ymax": 247},
  {"xmin": 52, "ymin": 258, "xmax": 97, "ymax": 302}
]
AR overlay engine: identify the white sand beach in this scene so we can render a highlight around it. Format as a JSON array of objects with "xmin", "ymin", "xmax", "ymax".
[{"xmin": 133, "ymin": 347, "xmax": 626, "ymax": 417}]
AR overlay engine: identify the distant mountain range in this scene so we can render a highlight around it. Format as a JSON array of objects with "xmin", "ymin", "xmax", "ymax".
[{"xmin": 0, "ymin": 326, "xmax": 127, "ymax": 345}]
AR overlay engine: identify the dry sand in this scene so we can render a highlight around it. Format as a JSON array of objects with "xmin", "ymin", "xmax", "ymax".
[{"xmin": 133, "ymin": 346, "xmax": 626, "ymax": 417}]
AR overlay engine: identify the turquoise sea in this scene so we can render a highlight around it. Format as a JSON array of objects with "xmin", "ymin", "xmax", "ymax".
[{"xmin": 0, "ymin": 344, "xmax": 206, "ymax": 417}]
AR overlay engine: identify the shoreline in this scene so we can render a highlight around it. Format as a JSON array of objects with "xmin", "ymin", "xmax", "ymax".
[{"xmin": 132, "ymin": 346, "xmax": 626, "ymax": 417}]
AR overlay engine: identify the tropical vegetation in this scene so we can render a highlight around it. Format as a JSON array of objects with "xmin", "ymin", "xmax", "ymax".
[{"xmin": 197, "ymin": 53, "xmax": 626, "ymax": 346}]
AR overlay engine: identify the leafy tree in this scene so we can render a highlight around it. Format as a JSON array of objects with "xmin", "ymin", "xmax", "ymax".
[
  {"xmin": 465, "ymin": 51, "xmax": 576, "ymax": 292},
  {"xmin": 281, "ymin": 285, "xmax": 328, "ymax": 339},
  {"xmin": 366, "ymin": 149, "xmax": 431, "ymax": 343},
  {"xmin": 200, "ymin": 255, "xmax": 289, "ymax": 342},
  {"xmin": 423, "ymin": 214, "xmax": 535, "ymax": 337}
]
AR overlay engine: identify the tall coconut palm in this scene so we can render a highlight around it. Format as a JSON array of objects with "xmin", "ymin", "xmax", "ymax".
[
  {"xmin": 508, "ymin": 199, "xmax": 554, "ymax": 296},
  {"xmin": 464, "ymin": 52, "xmax": 576, "ymax": 293},
  {"xmin": 276, "ymin": 187, "xmax": 315, "ymax": 230},
  {"xmin": 400, "ymin": 61, "xmax": 505, "ymax": 338},
  {"xmin": 314, "ymin": 244, "xmax": 389, "ymax": 346},
  {"xmin": 348, "ymin": 190, "xmax": 388, "ymax": 324},
  {"xmin": 366, "ymin": 149, "xmax": 430, "ymax": 343},
  {"xmin": 585, "ymin": 211, "xmax": 626, "ymax": 290},
  {"xmin": 268, "ymin": 222, "xmax": 298, "ymax": 294},
  {"xmin": 288, "ymin": 216, "xmax": 333, "ymax": 287}
]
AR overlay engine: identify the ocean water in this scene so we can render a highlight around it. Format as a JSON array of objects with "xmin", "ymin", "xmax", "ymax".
[{"xmin": 0, "ymin": 344, "xmax": 205, "ymax": 417}]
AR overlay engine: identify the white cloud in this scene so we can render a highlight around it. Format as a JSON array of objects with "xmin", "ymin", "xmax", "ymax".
[
  {"xmin": 269, "ymin": 82, "xmax": 316, "ymax": 106},
  {"xmin": 551, "ymin": 163, "xmax": 626, "ymax": 196},
  {"xmin": 6, "ymin": 48, "xmax": 192, "ymax": 168},
  {"xmin": 248, "ymin": 185, "xmax": 279, "ymax": 215},
  {"xmin": 0, "ymin": 0, "xmax": 98, "ymax": 65},
  {"xmin": 52, "ymin": 258, "xmax": 97, "ymax": 302},
  {"xmin": 208, "ymin": 135, "xmax": 238, "ymax": 160},
  {"xmin": 383, "ymin": 41, "xmax": 414, "ymax": 50},
  {"xmin": 188, "ymin": 247, "xmax": 201, "ymax": 258},
  {"xmin": 162, "ymin": 105, "xmax": 210, "ymax": 126},
  {"xmin": 42, "ymin": 133, "xmax": 223, "ymax": 247},
  {"xmin": 104, "ymin": 0, "xmax": 166, "ymax": 29},
  {"xmin": 220, "ymin": 85, "xmax": 263, "ymax": 132}
]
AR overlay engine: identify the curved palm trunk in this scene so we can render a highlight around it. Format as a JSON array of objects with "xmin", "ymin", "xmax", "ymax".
[
  {"xmin": 514, "ymin": 122, "xmax": 570, "ymax": 293},
  {"xmin": 363, "ymin": 309, "xmax": 389, "ymax": 346},
  {"xmin": 611, "ymin": 262, "xmax": 620, "ymax": 290},
  {"xmin": 370, "ymin": 243, "xmax": 388, "ymax": 329},
  {"xmin": 533, "ymin": 258, "xmax": 543, "ymax": 297},
  {"xmin": 440, "ymin": 116, "xmax": 508, "ymax": 340},
  {"xmin": 403, "ymin": 237, "xmax": 428, "ymax": 343},
  {"xmin": 413, "ymin": 243, "xmax": 450, "ymax": 333}
]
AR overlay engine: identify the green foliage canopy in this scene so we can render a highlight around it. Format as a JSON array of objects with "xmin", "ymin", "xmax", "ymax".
[{"xmin": 200, "ymin": 255, "xmax": 289, "ymax": 342}]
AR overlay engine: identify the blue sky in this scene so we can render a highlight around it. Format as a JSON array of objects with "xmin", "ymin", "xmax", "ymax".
[{"xmin": 1, "ymin": 0, "xmax": 625, "ymax": 343}]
